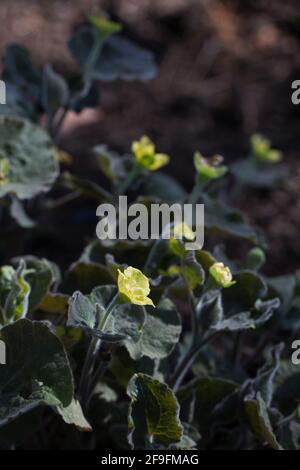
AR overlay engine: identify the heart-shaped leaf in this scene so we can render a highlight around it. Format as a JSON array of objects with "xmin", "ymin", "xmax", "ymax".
[
  {"xmin": 125, "ymin": 298, "xmax": 181, "ymax": 360},
  {"xmin": 68, "ymin": 286, "xmax": 146, "ymax": 345},
  {"xmin": 0, "ymin": 116, "xmax": 58, "ymax": 199},
  {"xmin": 127, "ymin": 373, "xmax": 183, "ymax": 449},
  {"xmin": 244, "ymin": 392, "xmax": 282, "ymax": 449},
  {"xmin": 0, "ymin": 319, "xmax": 73, "ymax": 427}
]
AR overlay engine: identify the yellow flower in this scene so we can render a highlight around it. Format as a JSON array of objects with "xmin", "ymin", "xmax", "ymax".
[
  {"xmin": 173, "ymin": 222, "xmax": 195, "ymax": 241},
  {"xmin": 209, "ymin": 262, "xmax": 235, "ymax": 288},
  {"xmin": 132, "ymin": 136, "xmax": 169, "ymax": 171},
  {"xmin": 251, "ymin": 134, "xmax": 282, "ymax": 163},
  {"xmin": 194, "ymin": 152, "xmax": 227, "ymax": 179},
  {"xmin": 117, "ymin": 267, "xmax": 155, "ymax": 307}
]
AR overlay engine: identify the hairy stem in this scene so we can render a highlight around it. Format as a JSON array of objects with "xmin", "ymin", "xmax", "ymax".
[
  {"xmin": 116, "ymin": 162, "xmax": 141, "ymax": 198},
  {"xmin": 78, "ymin": 295, "xmax": 119, "ymax": 404},
  {"xmin": 170, "ymin": 331, "xmax": 219, "ymax": 394}
]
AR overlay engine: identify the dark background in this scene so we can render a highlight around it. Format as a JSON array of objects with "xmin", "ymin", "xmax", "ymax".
[{"xmin": 1, "ymin": 0, "xmax": 300, "ymax": 274}]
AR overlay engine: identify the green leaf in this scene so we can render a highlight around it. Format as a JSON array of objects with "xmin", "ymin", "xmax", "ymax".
[
  {"xmin": 195, "ymin": 250, "xmax": 217, "ymax": 271},
  {"xmin": 177, "ymin": 377, "xmax": 238, "ymax": 432},
  {"xmin": 61, "ymin": 172, "xmax": 111, "ymax": 202},
  {"xmin": 95, "ymin": 145, "xmax": 127, "ymax": 183},
  {"xmin": 280, "ymin": 418, "xmax": 300, "ymax": 450},
  {"xmin": 249, "ymin": 343, "xmax": 283, "ymax": 406},
  {"xmin": 39, "ymin": 293, "xmax": 69, "ymax": 315},
  {"xmin": 80, "ymin": 238, "xmax": 151, "ymax": 271},
  {"xmin": 113, "ymin": 304, "xmax": 146, "ymax": 346},
  {"xmin": 69, "ymin": 28, "xmax": 157, "ymax": 82},
  {"xmin": 274, "ymin": 360, "xmax": 300, "ymax": 415},
  {"xmin": 68, "ymin": 286, "xmax": 146, "ymax": 345},
  {"xmin": 64, "ymin": 261, "xmax": 112, "ymax": 294},
  {"xmin": 42, "ymin": 64, "xmax": 69, "ymax": 115},
  {"xmin": 232, "ymin": 159, "xmax": 288, "ymax": 189},
  {"xmin": 126, "ymin": 298, "xmax": 181, "ymax": 360},
  {"xmin": 182, "ymin": 252, "xmax": 205, "ymax": 291},
  {"xmin": 213, "ymin": 312, "xmax": 256, "ymax": 331},
  {"xmin": 1, "ymin": 45, "xmax": 41, "ymax": 120},
  {"xmin": 67, "ymin": 290, "xmax": 97, "ymax": 330},
  {"xmin": 9, "ymin": 196, "xmax": 35, "ymax": 228},
  {"xmin": 170, "ymin": 422, "xmax": 200, "ymax": 450},
  {"xmin": 56, "ymin": 399, "xmax": 91, "ymax": 432},
  {"xmin": 0, "ymin": 319, "xmax": 73, "ymax": 427},
  {"xmin": 0, "ymin": 116, "xmax": 58, "ymax": 199},
  {"xmin": 143, "ymin": 172, "xmax": 186, "ymax": 204},
  {"xmin": 222, "ymin": 270, "xmax": 267, "ymax": 314},
  {"xmin": 20, "ymin": 256, "xmax": 55, "ymax": 312},
  {"xmin": 127, "ymin": 373, "xmax": 183, "ymax": 449},
  {"xmin": 267, "ymin": 274, "xmax": 296, "ymax": 324},
  {"xmin": 203, "ymin": 194, "xmax": 260, "ymax": 243},
  {"xmin": 244, "ymin": 392, "xmax": 282, "ymax": 450},
  {"xmin": 0, "ymin": 262, "xmax": 30, "ymax": 325},
  {"xmin": 3, "ymin": 45, "xmax": 41, "ymax": 99},
  {"xmin": 55, "ymin": 326, "xmax": 82, "ymax": 351},
  {"xmin": 196, "ymin": 289, "xmax": 223, "ymax": 331},
  {"xmin": 212, "ymin": 298, "xmax": 279, "ymax": 331}
]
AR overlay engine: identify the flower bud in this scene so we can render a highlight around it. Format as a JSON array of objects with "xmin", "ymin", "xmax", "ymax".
[{"xmin": 209, "ymin": 262, "xmax": 235, "ymax": 288}]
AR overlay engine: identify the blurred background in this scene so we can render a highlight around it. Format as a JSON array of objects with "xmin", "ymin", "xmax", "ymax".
[{"xmin": 1, "ymin": 0, "xmax": 300, "ymax": 273}]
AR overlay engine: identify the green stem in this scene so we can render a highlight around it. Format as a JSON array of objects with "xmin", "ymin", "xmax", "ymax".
[
  {"xmin": 0, "ymin": 305, "xmax": 7, "ymax": 326},
  {"xmin": 188, "ymin": 289, "xmax": 198, "ymax": 348},
  {"xmin": 169, "ymin": 331, "xmax": 219, "ymax": 394},
  {"xmin": 84, "ymin": 32, "xmax": 106, "ymax": 79},
  {"xmin": 116, "ymin": 162, "xmax": 141, "ymax": 198},
  {"xmin": 52, "ymin": 107, "xmax": 68, "ymax": 141},
  {"xmin": 78, "ymin": 294, "xmax": 119, "ymax": 404},
  {"xmin": 188, "ymin": 177, "xmax": 208, "ymax": 204},
  {"xmin": 86, "ymin": 360, "xmax": 109, "ymax": 410},
  {"xmin": 143, "ymin": 238, "xmax": 162, "ymax": 276}
]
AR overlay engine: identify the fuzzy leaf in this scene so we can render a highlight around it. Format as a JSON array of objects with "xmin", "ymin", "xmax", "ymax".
[
  {"xmin": 143, "ymin": 172, "xmax": 186, "ymax": 204},
  {"xmin": 9, "ymin": 196, "xmax": 35, "ymax": 228},
  {"xmin": 127, "ymin": 373, "xmax": 183, "ymax": 449},
  {"xmin": 178, "ymin": 377, "xmax": 238, "ymax": 432},
  {"xmin": 20, "ymin": 257, "xmax": 55, "ymax": 312},
  {"xmin": 0, "ymin": 116, "xmax": 58, "ymax": 199},
  {"xmin": 56, "ymin": 399, "xmax": 91, "ymax": 432},
  {"xmin": 68, "ymin": 286, "xmax": 145, "ymax": 345},
  {"xmin": 203, "ymin": 194, "xmax": 260, "ymax": 243},
  {"xmin": 39, "ymin": 293, "xmax": 69, "ymax": 315},
  {"xmin": 126, "ymin": 298, "xmax": 181, "ymax": 360},
  {"xmin": 69, "ymin": 28, "xmax": 157, "ymax": 82},
  {"xmin": 232, "ymin": 159, "xmax": 288, "ymax": 189},
  {"xmin": 196, "ymin": 289, "xmax": 223, "ymax": 331},
  {"xmin": 0, "ymin": 319, "xmax": 73, "ymax": 427},
  {"xmin": 244, "ymin": 392, "xmax": 282, "ymax": 450},
  {"xmin": 42, "ymin": 64, "xmax": 69, "ymax": 114},
  {"xmin": 0, "ymin": 263, "xmax": 30, "ymax": 325}
]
